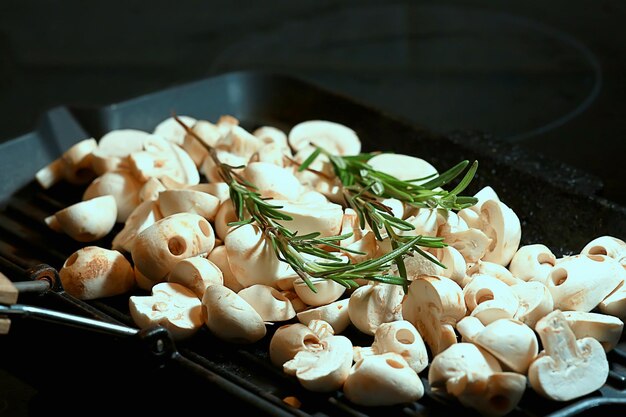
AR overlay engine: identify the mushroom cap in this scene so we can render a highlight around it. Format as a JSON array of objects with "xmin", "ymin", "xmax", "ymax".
[
  {"xmin": 83, "ymin": 170, "xmax": 143, "ymax": 222},
  {"xmin": 581, "ymin": 235, "xmax": 626, "ymax": 266},
  {"xmin": 216, "ymin": 125, "xmax": 263, "ymax": 160},
  {"xmin": 269, "ymin": 323, "xmax": 321, "ymax": 367},
  {"xmin": 60, "ymin": 138, "xmax": 98, "ymax": 184},
  {"xmin": 349, "ymin": 283, "xmax": 404, "ymax": 336},
  {"xmin": 200, "ymin": 149, "xmax": 246, "ymax": 183},
  {"xmin": 456, "ymin": 372, "xmax": 527, "ymax": 417},
  {"xmin": 59, "ymin": 246, "xmax": 135, "ymax": 300},
  {"xmin": 344, "ymin": 352, "xmax": 424, "ymax": 406},
  {"xmin": 599, "ymin": 285, "xmax": 626, "ymax": 322},
  {"xmin": 92, "ymin": 129, "xmax": 151, "ymax": 175},
  {"xmin": 112, "ymin": 200, "xmax": 162, "ymax": 253},
  {"xmin": 468, "ymin": 186, "xmax": 500, "ymax": 214},
  {"xmin": 129, "ymin": 282, "xmax": 202, "ymax": 340},
  {"xmin": 139, "ymin": 177, "xmax": 167, "ymax": 202},
  {"xmin": 428, "ymin": 343, "xmax": 502, "ymax": 390},
  {"xmin": 288, "ymin": 120, "xmax": 361, "ymax": 156},
  {"xmin": 463, "ymin": 274, "xmax": 519, "ymax": 325},
  {"xmin": 367, "ymin": 153, "xmax": 438, "ymax": 185},
  {"xmin": 271, "ymin": 199, "xmax": 343, "ymax": 238},
  {"xmin": 400, "ymin": 208, "xmax": 440, "ymax": 238},
  {"xmin": 157, "ymin": 189, "xmax": 221, "ymax": 222},
  {"xmin": 444, "ymin": 228, "xmax": 492, "ymax": 263},
  {"xmin": 242, "ymin": 162, "xmax": 303, "ymax": 201},
  {"xmin": 202, "ymin": 285, "xmax": 266, "ymax": 344},
  {"xmin": 297, "ymin": 299, "xmax": 351, "ymax": 334},
  {"xmin": 238, "ymin": 284, "xmax": 296, "ymax": 322},
  {"xmin": 214, "ymin": 200, "xmax": 240, "ymax": 241},
  {"xmin": 480, "ymin": 200, "xmax": 521, "ymax": 266},
  {"xmin": 153, "ymin": 115, "xmax": 197, "ymax": 145},
  {"xmin": 190, "ymin": 182, "xmax": 231, "ymax": 205},
  {"xmin": 467, "ymin": 261, "xmax": 522, "ymax": 286},
  {"xmin": 253, "ymin": 126, "xmax": 289, "ymax": 150},
  {"xmin": 371, "ymin": 320, "xmax": 429, "ymax": 373},
  {"xmin": 182, "ymin": 120, "xmax": 221, "ymax": 167},
  {"xmin": 511, "ymin": 281, "xmax": 554, "ymax": 328},
  {"xmin": 207, "ymin": 245, "xmax": 243, "ymax": 292},
  {"xmin": 54, "ymin": 195, "xmax": 117, "ymax": 242},
  {"xmin": 562, "ymin": 311, "xmax": 623, "ymax": 352},
  {"xmin": 293, "ymin": 277, "xmax": 346, "ymax": 307},
  {"xmin": 432, "ymin": 246, "xmax": 466, "ymax": 285},
  {"xmin": 129, "ymin": 135, "xmax": 199, "ymax": 185},
  {"xmin": 283, "ymin": 335, "xmax": 353, "ymax": 392},
  {"xmin": 509, "ymin": 244, "xmax": 556, "ymax": 283},
  {"xmin": 168, "ymin": 256, "xmax": 223, "ymax": 299}
]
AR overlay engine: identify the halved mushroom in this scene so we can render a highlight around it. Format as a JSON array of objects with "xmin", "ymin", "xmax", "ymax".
[
  {"xmin": 463, "ymin": 274, "xmax": 519, "ymax": 325},
  {"xmin": 454, "ymin": 372, "xmax": 527, "ymax": 417},
  {"xmin": 128, "ymin": 136, "xmax": 199, "ymax": 185},
  {"xmin": 281, "ymin": 290, "xmax": 308, "ymax": 313},
  {"xmin": 253, "ymin": 126, "xmax": 289, "ymax": 150},
  {"xmin": 402, "ymin": 276, "xmax": 466, "ymax": 355},
  {"xmin": 457, "ymin": 207, "xmax": 482, "ymax": 229},
  {"xmin": 214, "ymin": 200, "xmax": 240, "ymax": 241},
  {"xmin": 51, "ymin": 195, "xmax": 117, "ymax": 242},
  {"xmin": 153, "ymin": 115, "xmax": 197, "ymax": 145},
  {"xmin": 307, "ymin": 319, "xmax": 335, "ymax": 339},
  {"xmin": 480, "ymin": 200, "xmax": 521, "ymax": 266},
  {"xmin": 366, "ymin": 153, "xmax": 437, "ymax": 184},
  {"xmin": 399, "ymin": 208, "xmax": 440, "ymax": 238},
  {"xmin": 288, "ymin": 120, "xmax": 361, "ymax": 156},
  {"xmin": 599, "ymin": 285, "xmax": 626, "ymax": 321},
  {"xmin": 132, "ymin": 213, "xmax": 216, "ymax": 283},
  {"xmin": 190, "ymin": 183, "xmax": 231, "ymax": 205},
  {"xmin": 36, "ymin": 138, "xmax": 97, "ymax": 188},
  {"xmin": 529, "ymin": 310, "xmax": 609, "ymax": 401},
  {"xmin": 269, "ymin": 323, "xmax": 321, "ymax": 367},
  {"xmin": 182, "ymin": 120, "xmax": 222, "ymax": 167},
  {"xmin": 139, "ymin": 177, "xmax": 166, "ymax": 202},
  {"xmin": 509, "ymin": 244, "xmax": 556, "ymax": 283},
  {"xmin": 581, "ymin": 235, "xmax": 626, "ymax": 266},
  {"xmin": 371, "ymin": 320, "xmax": 428, "ymax": 373},
  {"xmin": 431, "ymin": 246, "xmax": 466, "ymax": 285},
  {"xmin": 207, "ymin": 245, "xmax": 243, "ymax": 292},
  {"xmin": 238, "ymin": 284, "xmax": 296, "ymax": 322},
  {"xmin": 444, "ymin": 228, "xmax": 492, "ymax": 264},
  {"xmin": 283, "ymin": 335, "xmax": 353, "ymax": 392},
  {"xmin": 271, "ymin": 199, "xmax": 343, "ymax": 237},
  {"xmin": 83, "ymin": 170, "xmax": 143, "ymax": 222},
  {"xmin": 344, "ymin": 353, "xmax": 424, "ymax": 406},
  {"xmin": 134, "ymin": 265, "xmax": 154, "ymax": 291},
  {"xmin": 293, "ymin": 277, "xmax": 346, "ymax": 307},
  {"xmin": 112, "ymin": 200, "xmax": 162, "ymax": 253},
  {"xmin": 457, "ymin": 316, "xmax": 538, "ymax": 374},
  {"xmin": 242, "ymin": 162, "xmax": 303, "ymax": 201},
  {"xmin": 562, "ymin": 311, "xmax": 623, "ymax": 352},
  {"xmin": 59, "ymin": 246, "xmax": 135, "ymax": 300},
  {"xmin": 437, "ymin": 211, "xmax": 469, "ymax": 237},
  {"xmin": 168, "ymin": 256, "xmax": 223, "ymax": 299},
  {"xmin": 511, "ymin": 281, "xmax": 554, "ymax": 328},
  {"xmin": 216, "ymin": 125, "xmax": 263, "ymax": 160},
  {"xmin": 467, "ymin": 261, "xmax": 523, "ymax": 287},
  {"xmin": 157, "ymin": 189, "xmax": 221, "ymax": 221},
  {"xmin": 129, "ymin": 282, "xmax": 202, "ymax": 340},
  {"xmin": 468, "ymin": 186, "xmax": 500, "ymax": 214},
  {"xmin": 349, "ymin": 283, "xmax": 404, "ymax": 336},
  {"xmin": 202, "ymin": 285, "xmax": 266, "ymax": 343},
  {"xmin": 91, "ymin": 129, "xmax": 151, "ymax": 175},
  {"xmin": 200, "ymin": 149, "xmax": 247, "ymax": 183},
  {"xmin": 546, "ymin": 254, "xmax": 625, "ymax": 312},
  {"xmin": 297, "ymin": 299, "xmax": 350, "ymax": 334}
]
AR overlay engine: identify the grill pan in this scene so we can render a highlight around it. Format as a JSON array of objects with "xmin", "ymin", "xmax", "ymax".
[{"xmin": 0, "ymin": 71, "xmax": 625, "ymax": 416}]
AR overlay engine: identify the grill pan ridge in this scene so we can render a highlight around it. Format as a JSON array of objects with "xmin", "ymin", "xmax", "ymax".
[{"xmin": 0, "ymin": 71, "xmax": 625, "ymax": 416}]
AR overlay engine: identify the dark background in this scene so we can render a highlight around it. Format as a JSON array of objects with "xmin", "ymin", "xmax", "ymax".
[{"xmin": 0, "ymin": 1, "xmax": 625, "ymax": 415}]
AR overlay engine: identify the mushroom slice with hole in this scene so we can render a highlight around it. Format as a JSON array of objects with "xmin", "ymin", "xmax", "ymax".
[
  {"xmin": 283, "ymin": 335, "xmax": 353, "ymax": 392},
  {"xmin": 153, "ymin": 115, "xmax": 196, "ymax": 145},
  {"xmin": 431, "ymin": 246, "xmax": 466, "ymax": 285},
  {"xmin": 511, "ymin": 281, "xmax": 554, "ymax": 328},
  {"xmin": 297, "ymin": 299, "xmax": 350, "ymax": 334},
  {"xmin": 463, "ymin": 274, "xmax": 519, "ymax": 325},
  {"xmin": 238, "ymin": 284, "xmax": 296, "ymax": 322},
  {"xmin": 207, "ymin": 245, "xmax": 243, "ymax": 292},
  {"xmin": 112, "ymin": 200, "xmax": 162, "ymax": 253},
  {"xmin": 367, "ymin": 153, "xmax": 438, "ymax": 185},
  {"xmin": 288, "ymin": 120, "xmax": 361, "ymax": 156},
  {"xmin": 269, "ymin": 323, "xmax": 322, "ymax": 367},
  {"xmin": 182, "ymin": 120, "xmax": 222, "ymax": 167},
  {"xmin": 581, "ymin": 235, "xmax": 626, "ymax": 266},
  {"xmin": 371, "ymin": 320, "xmax": 428, "ymax": 373},
  {"xmin": 168, "ymin": 256, "xmax": 223, "ymax": 299},
  {"xmin": 293, "ymin": 277, "xmax": 346, "ymax": 307},
  {"xmin": 91, "ymin": 129, "xmax": 151, "ymax": 175},
  {"xmin": 242, "ymin": 162, "xmax": 303, "ymax": 201},
  {"xmin": 271, "ymin": 199, "xmax": 343, "ymax": 238},
  {"xmin": 344, "ymin": 352, "xmax": 424, "ymax": 406},
  {"xmin": 457, "ymin": 316, "xmax": 538, "ymax": 374},
  {"xmin": 52, "ymin": 195, "xmax": 117, "ymax": 242},
  {"xmin": 132, "ymin": 213, "xmax": 215, "ymax": 283},
  {"xmin": 202, "ymin": 285, "xmax": 266, "ymax": 343},
  {"xmin": 509, "ymin": 244, "xmax": 556, "ymax": 283},
  {"xmin": 562, "ymin": 311, "xmax": 623, "ymax": 352},
  {"xmin": 60, "ymin": 246, "xmax": 135, "ymax": 300},
  {"xmin": 157, "ymin": 189, "xmax": 221, "ymax": 222},
  {"xmin": 444, "ymin": 228, "xmax": 492, "ymax": 264},
  {"xmin": 83, "ymin": 170, "xmax": 143, "ymax": 222},
  {"xmin": 467, "ymin": 261, "xmax": 523, "ymax": 287},
  {"xmin": 546, "ymin": 254, "xmax": 625, "ymax": 312},
  {"xmin": 349, "ymin": 283, "xmax": 404, "ymax": 336},
  {"xmin": 468, "ymin": 186, "xmax": 500, "ymax": 214},
  {"xmin": 36, "ymin": 138, "xmax": 98, "ymax": 188},
  {"xmin": 480, "ymin": 200, "xmax": 521, "ymax": 266},
  {"xmin": 529, "ymin": 310, "xmax": 609, "ymax": 401},
  {"xmin": 129, "ymin": 282, "xmax": 202, "ymax": 341},
  {"xmin": 402, "ymin": 276, "xmax": 466, "ymax": 355}
]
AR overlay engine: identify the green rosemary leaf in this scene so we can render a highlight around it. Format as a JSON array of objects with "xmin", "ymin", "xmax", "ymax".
[{"xmin": 297, "ymin": 147, "xmax": 322, "ymax": 172}]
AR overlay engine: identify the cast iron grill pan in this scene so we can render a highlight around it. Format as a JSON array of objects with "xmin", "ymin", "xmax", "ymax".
[{"xmin": 0, "ymin": 71, "xmax": 625, "ymax": 416}]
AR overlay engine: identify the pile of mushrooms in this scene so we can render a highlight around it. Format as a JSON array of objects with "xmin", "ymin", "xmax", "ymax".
[{"xmin": 37, "ymin": 115, "xmax": 626, "ymax": 415}]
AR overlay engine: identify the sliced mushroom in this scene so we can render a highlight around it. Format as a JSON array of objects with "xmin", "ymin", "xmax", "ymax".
[
  {"xmin": 153, "ymin": 115, "xmax": 197, "ymax": 145},
  {"xmin": 269, "ymin": 323, "xmax": 321, "ymax": 367},
  {"xmin": 344, "ymin": 353, "xmax": 424, "ymax": 406},
  {"xmin": 511, "ymin": 281, "xmax": 554, "ymax": 328},
  {"xmin": 468, "ymin": 186, "xmax": 500, "ymax": 214},
  {"xmin": 253, "ymin": 125, "xmax": 289, "ymax": 149},
  {"xmin": 202, "ymin": 285, "xmax": 266, "ymax": 343},
  {"xmin": 216, "ymin": 125, "xmax": 263, "ymax": 160},
  {"xmin": 52, "ymin": 195, "xmax": 117, "ymax": 242},
  {"xmin": 402, "ymin": 276, "xmax": 466, "ymax": 355},
  {"xmin": 431, "ymin": 246, "xmax": 466, "ymax": 285},
  {"xmin": 457, "ymin": 207, "xmax": 482, "ymax": 229},
  {"xmin": 293, "ymin": 277, "xmax": 346, "ymax": 307},
  {"xmin": 581, "ymin": 235, "xmax": 626, "ymax": 266},
  {"xmin": 128, "ymin": 136, "xmax": 199, "ymax": 185},
  {"xmin": 455, "ymin": 372, "xmax": 527, "ymax": 417},
  {"xmin": 366, "ymin": 153, "xmax": 437, "ymax": 184},
  {"xmin": 242, "ymin": 162, "xmax": 303, "ymax": 201},
  {"xmin": 297, "ymin": 299, "xmax": 351, "ymax": 334},
  {"xmin": 463, "ymin": 274, "xmax": 519, "ymax": 325},
  {"xmin": 509, "ymin": 244, "xmax": 556, "ymax": 283},
  {"xmin": 599, "ymin": 285, "xmax": 626, "ymax": 321},
  {"xmin": 349, "ymin": 283, "xmax": 404, "ymax": 336},
  {"xmin": 238, "ymin": 284, "xmax": 296, "ymax": 322},
  {"xmin": 200, "ymin": 149, "xmax": 247, "ymax": 183},
  {"xmin": 214, "ymin": 200, "xmax": 240, "ymax": 241},
  {"xmin": 399, "ymin": 208, "xmax": 440, "ymax": 238},
  {"xmin": 36, "ymin": 138, "xmax": 97, "ymax": 188},
  {"xmin": 112, "ymin": 200, "xmax": 162, "ymax": 253},
  {"xmin": 467, "ymin": 261, "xmax": 523, "ymax": 286},
  {"xmin": 444, "ymin": 228, "xmax": 492, "ymax": 264},
  {"xmin": 371, "ymin": 320, "xmax": 428, "ymax": 373},
  {"xmin": 132, "ymin": 213, "xmax": 215, "ymax": 283},
  {"xmin": 134, "ymin": 265, "xmax": 154, "ymax": 291},
  {"xmin": 480, "ymin": 200, "xmax": 521, "ymax": 266},
  {"xmin": 438, "ymin": 211, "xmax": 469, "ymax": 237},
  {"xmin": 139, "ymin": 177, "xmax": 166, "ymax": 202},
  {"xmin": 168, "ymin": 256, "xmax": 223, "ymax": 299},
  {"xmin": 190, "ymin": 183, "xmax": 231, "ymax": 205},
  {"xmin": 283, "ymin": 335, "xmax": 353, "ymax": 392},
  {"xmin": 546, "ymin": 254, "xmax": 625, "ymax": 312},
  {"xmin": 59, "ymin": 246, "xmax": 135, "ymax": 300},
  {"xmin": 457, "ymin": 316, "xmax": 538, "ymax": 374},
  {"xmin": 182, "ymin": 120, "xmax": 222, "ymax": 167},
  {"xmin": 83, "ymin": 170, "xmax": 143, "ymax": 222},
  {"xmin": 157, "ymin": 189, "xmax": 221, "ymax": 222},
  {"xmin": 91, "ymin": 129, "xmax": 151, "ymax": 175},
  {"xmin": 562, "ymin": 311, "xmax": 623, "ymax": 352},
  {"xmin": 288, "ymin": 120, "xmax": 361, "ymax": 156},
  {"xmin": 207, "ymin": 245, "xmax": 243, "ymax": 292},
  {"xmin": 129, "ymin": 282, "xmax": 202, "ymax": 340},
  {"xmin": 281, "ymin": 290, "xmax": 308, "ymax": 313},
  {"xmin": 271, "ymin": 199, "xmax": 343, "ymax": 238},
  {"xmin": 529, "ymin": 310, "xmax": 608, "ymax": 401}
]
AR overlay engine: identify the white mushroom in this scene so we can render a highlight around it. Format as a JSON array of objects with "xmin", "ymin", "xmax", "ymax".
[
  {"xmin": 456, "ymin": 372, "xmax": 527, "ymax": 417},
  {"xmin": 242, "ymin": 162, "xmax": 303, "ymax": 201},
  {"xmin": 132, "ymin": 213, "xmax": 216, "ymax": 283},
  {"xmin": 562, "ymin": 311, "xmax": 623, "ymax": 352},
  {"xmin": 272, "ymin": 199, "xmax": 343, "ymax": 238},
  {"xmin": 83, "ymin": 170, "xmax": 143, "ymax": 222},
  {"xmin": 463, "ymin": 274, "xmax": 519, "ymax": 325},
  {"xmin": 293, "ymin": 278, "xmax": 346, "ymax": 307},
  {"xmin": 238, "ymin": 285, "xmax": 296, "ymax": 322},
  {"xmin": 456, "ymin": 316, "xmax": 538, "ymax": 374},
  {"xmin": 91, "ymin": 129, "xmax": 151, "ymax": 175},
  {"xmin": 528, "ymin": 310, "xmax": 609, "ymax": 401},
  {"xmin": 153, "ymin": 115, "xmax": 197, "ymax": 145},
  {"xmin": 599, "ymin": 285, "xmax": 626, "ymax": 321},
  {"xmin": 134, "ymin": 265, "xmax": 154, "ymax": 291},
  {"xmin": 128, "ymin": 136, "xmax": 199, "ymax": 185},
  {"xmin": 366, "ymin": 153, "xmax": 437, "ymax": 184},
  {"xmin": 214, "ymin": 200, "xmax": 240, "ymax": 241},
  {"xmin": 457, "ymin": 207, "xmax": 482, "ymax": 229},
  {"xmin": 545, "ymin": 254, "xmax": 625, "ymax": 312},
  {"xmin": 428, "ymin": 343, "xmax": 502, "ymax": 391},
  {"xmin": 431, "ymin": 246, "xmax": 466, "ymax": 285},
  {"xmin": 283, "ymin": 335, "xmax": 353, "ymax": 392},
  {"xmin": 511, "ymin": 281, "xmax": 554, "ymax": 328},
  {"xmin": 216, "ymin": 114, "xmax": 240, "ymax": 136},
  {"xmin": 168, "ymin": 256, "xmax": 223, "ymax": 299},
  {"xmin": 509, "ymin": 244, "xmax": 556, "ymax": 283},
  {"xmin": 202, "ymin": 285, "xmax": 266, "ymax": 343},
  {"xmin": 182, "ymin": 120, "xmax": 222, "ymax": 167},
  {"xmin": 281, "ymin": 290, "xmax": 308, "ymax": 314},
  {"xmin": 288, "ymin": 120, "xmax": 361, "ymax": 156},
  {"xmin": 344, "ymin": 353, "xmax": 424, "ymax": 406},
  {"xmin": 444, "ymin": 228, "xmax": 492, "ymax": 264},
  {"xmin": 51, "ymin": 195, "xmax": 117, "ymax": 242},
  {"xmin": 306, "ymin": 319, "xmax": 335, "ymax": 339},
  {"xmin": 348, "ymin": 283, "xmax": 404, "ymax": 336},
  {"xmin": 269, "ymin": 323, "xmax": 321, "ymax": 367},
  {"xmin": 468, "ymin": 186, "xmax": 500, "ymax": 214},
  {"xmin": 129, "ymin": 282, "xmax": 202, "ymax": 340},
  {"xmin": 399, "ymin": 208, "xmax": 440, "ymax": 238},
  {"xmin": 59, "ymin": 246, "xmax": 134, "ymax": 300},
  {"xmin": 36, "ymin": 138, "xmax": 97, "ymax": 188},
  {"xmin": 467, "ymin": 261, "xmax": 523, "ymax": 286},
  {"xmin": 402, "ymin": 276, "xmax": 466, "ymax": 355},
  {"xmin": 371, "ymin": 320, "xmax": 428, "ymax": 373},
  {"xmin": 480, "ymin": 200, "xmax": 521, "ymax": 266},
  {"xmin": 112, "ymin": 200, "xmax": 162, "ymax": 253},
  {"xmin": 253, "ymin": 126, "xmax": 289, "ymax": 150},
  {"xmin": 139, "ymin": 177, "xmax": 166, "ymax": 202},
  {"xmin": 200, "ymin": 149, "xmax": 247, "ymax": 183},
  {"xmin": 207, "ymin": 245, "xmax": 243, "ymax": 292},
  {"xmin": 581, "ymin": 235, "xmax": 626, "ymax": 266},
  {"xmin": 217, "ymin": 125, "xmax": 263, "ymax": 160},
  {"xmin": 157, "ymin": 189, "xmax": 221, "ymax": 222},
  {"xmin": 297, "ymin": 299, "xmax": 351, "ymax": 334},
  {"xmin": 190, "ymin": 183, "xmax": 231, "ymax": 205}
]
